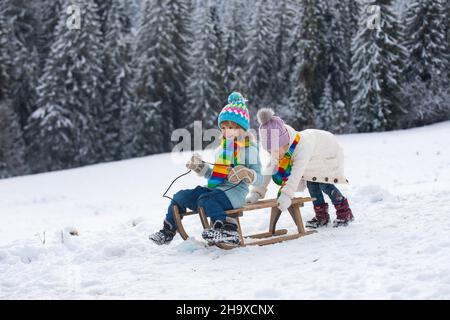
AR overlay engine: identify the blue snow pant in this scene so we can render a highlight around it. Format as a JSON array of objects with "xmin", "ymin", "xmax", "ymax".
[
  {"xmin": 306, "ymin": 181, "xmax": 345, "ymax": 206},
  {"xmin": 165, "ymin": 186, "xmax": 233, "ymax": 228}
]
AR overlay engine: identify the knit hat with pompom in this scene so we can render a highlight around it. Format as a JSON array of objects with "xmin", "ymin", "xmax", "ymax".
[
  {"xmin": 218, "ymin": 92, "xmax": 250, "ymax": 131},
  {"xmin": 257, "ymin": 108, "xmax": 290, "ymax": 152}
]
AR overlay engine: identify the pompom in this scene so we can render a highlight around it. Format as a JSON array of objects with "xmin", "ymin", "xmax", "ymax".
[
  {"xmin": 257, "ymin": 108, "xmax": 275, "ymax": 125},
  {"xmin": 228, "ymin": 92, "xmax": 245, "ymax": 104}
]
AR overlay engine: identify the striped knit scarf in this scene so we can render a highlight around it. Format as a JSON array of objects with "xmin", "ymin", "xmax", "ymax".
[
  {"xmin": 272, "ymin": 133, "xmax": 301, "ymax": 198},
  {"xmin": 207, "ymin": 136, "xmax": 250, "ymax": 188}
]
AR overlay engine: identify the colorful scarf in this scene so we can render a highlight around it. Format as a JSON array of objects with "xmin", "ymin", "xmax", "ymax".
[
  {"xmin": 272, "ymin": 133, "xmax": 301, "ymax": 198},
  {"xmin": 207, "ymin": 136, "xmax": 250, "ymax": 188}
]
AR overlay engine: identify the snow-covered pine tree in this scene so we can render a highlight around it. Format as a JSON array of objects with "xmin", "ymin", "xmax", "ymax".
[
  {"xmin": 134, "ymin": 0, "xmax": 192, "ymax": 155},
  {"xmin": 2, "ymin": 0, "xmax": 40, "ymax": 128},
  {"xmin": 284, "ymin": 0, "xmax": 327, "ymax": 129},
  {"xmin": 94, "ymin": 0, "xmax": 111, "ymax": 35},
  {"xmin": 0, "ymin": 100, "xmax": 28, "ymax": 178},
  {"xmin": 26, "ymin": 0, "xmax": 105, "ymax": 171},
  {"xmin": 95, "ymin": 0, "xmax": 132, "ymax": 35},
  {"xmin": 37, "ymin": 0, "xmax": 63, "ymax": 70},
  {"xmin": 0, "ymin": 7, "xmax": 11, "ymax": 101},
  {"xmin": 404, "ymin": 0, "xmax": 450, "ymax": 83},
  {"xmin": 448, "ymin": 0, "xmax": 450, "ymax": 55},
  {"xmin": 168, "ymin": 0, "xmax": 193, "ymax": 130},
  {"xmin": 272, "ymin": 0, "xmax": 297, "ymax": 106},
  {"xmin": 242, "ymin": 0, "xmax": 276, "ymax": 109},
  {"xmin": 402, "ymin": 78, "xmax": 450, "ymax": 127},
  {"xmin": 401, "ymin": 0, "xmax": 450, "ymax": 127},
  {"xmin": 323, "ymin": 0, "xmax": 353, "ymax": 133},
  {"xmin": 284, "ymin": 58, "xmax": 315, "ymax": 129},
  {"xmin": 222, "ymin": 0, "xmax": 247, "ymax": 93},
  {"xmin": 348, "ymin": 0, "xmax": 360, "ymax": 36},
  {"xmin": 102, "ymin": 1, "xmax": 133, "ymax": 161},
  {"xmin": 0, "ymin": 9, "xmax": 27, "ymax": 178},
  {"xmin": 315, "ymin": 75, "xmax": 334, "ymax": 131},
  {"xmin": 186, "ymin": 0, "xmax": 226, "ymax": 130},
  {"xmin": 351, "ymin": 0, "xmax": 407, "ymax": 132}
]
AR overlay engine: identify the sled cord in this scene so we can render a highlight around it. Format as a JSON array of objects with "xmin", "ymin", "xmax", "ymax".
[
  {"xmin": 162, "ymin": 159, "xmax": 246, "ymax": 208},
  {"xmin": 162, "ymin": 169, "xmax": 192, "ymax": 207}
]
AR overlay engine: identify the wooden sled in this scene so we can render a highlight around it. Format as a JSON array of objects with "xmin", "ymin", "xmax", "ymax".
[{"xmin": 172, "ymin": 197, "xmax": 317, "ymax": 250}]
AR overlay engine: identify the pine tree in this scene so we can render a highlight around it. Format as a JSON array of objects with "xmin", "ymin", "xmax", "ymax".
[
  {"xmin": 401, "ymin": 0, "xmax": 450, "ymax": 127},
  {"xmin": 222, "ymin": 0, "xmax": 247, "ymax": 92},
  {"xmin": 348, "ymin": 0, "xmax": 360, "ymax": 36},
  {"xmin": 134, "ymin": 0, "xmax": 192, "ymax": 155},
  {"xmin": 325, "ymin": 0, "xmax": 354, "ymax": 132},
  {"xmin": 272, "ymin": 0, "xmax": 297, "ymax": 105},
  {"xmin": 168, "ymin": 0, "xmax": 192, "ymax": 130},
  {"xmin": 402, "ymin": 78, "xmax": 450, "ymax": 127},
  {"xmin": 447, "ymin": 1, "xmax": 450, "ymax": 52},
  {"xmin": 94, "ymin": 0, "xmax": 111, "ymax": 35},
  {"xmin": 102, "ymin": 1, "xmax": 133, "ymax": 161},
  {"xmin": 284, "ymin": 0, "xmax": 327, "ymax": 129},
  {"xmin": 316, "ymin": 74, "xmax": 349, "ymax": 133},
  {"xmin": 351, "ymin": 0, "xmax": 407, "ymax": 132},
  {"xmin": 242, "ymin": 0, "xmax": 276, "ymax": 109},
  {"xmin": 0, "ymin": 100, "xmax": 28, "ymax": 178},
  {"xmin": 284, "ymin": 59, "xmax": 315, "ymax": 129},
  {"xmin": 3, "ymin": 0, "xmax": 40, "ymax": 128},
  {"xmin": 95, "ymin": 0, "xmax": 132, "ymax": 35},
  {"xmin": 0, "ymin": 7, "xmax": 11, "ymax": 101},
  {"xmin": 186, "ymin": 1, "xmax": 226, "ymax": 130},
  {"xmin": 37, "ymin": 0, "xmax": 63, "ymax": 70},
  {"xmin": 26, "ymin": 0, "xmax": 105, "ymax": 171},
  {"xmin": 0, "ymin": 9, "xmax": 27, "ymax": 178},
  {"xmin": 404, "ymin": 0, "xmax": 450, "ymax": 83},
  {"xmin": 315, "ymin": 75, "xmax": 334, "ymax": 131}
]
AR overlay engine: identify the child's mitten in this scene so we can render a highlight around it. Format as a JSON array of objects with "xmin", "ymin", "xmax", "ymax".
[
  {"xmin": 186, "ymin": 153, "xmax": 206, "ymax": 175},
  {"xmin": 277, "ymin": 192, "xmax": 292, "ymax": 212},
  {"xmin": 228, "ymin": 165, "xmax": 256, "ymax": 184},
  {"xmin": 246, "ymin": 192, "xmax": 262, "ymax": 203}
]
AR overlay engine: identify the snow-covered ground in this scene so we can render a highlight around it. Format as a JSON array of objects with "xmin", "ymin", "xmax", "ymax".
[{"xmin": 1, "ymin": 122, "xmax": 450, "ymax": 299}]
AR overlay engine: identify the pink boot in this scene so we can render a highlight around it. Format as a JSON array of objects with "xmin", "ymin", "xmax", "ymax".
[
  {"xmin": 333, "ymin": 199, "xmax": 354, "ymax": 227},
  {"xmin": 306, "ymin": 203, "xmax": 330, "ymax": 229}
]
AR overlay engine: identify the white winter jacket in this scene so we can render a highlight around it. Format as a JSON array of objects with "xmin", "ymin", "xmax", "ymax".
[{"xmin": 250, "ymin": 125, "xmax": 349, "ymax": 199}]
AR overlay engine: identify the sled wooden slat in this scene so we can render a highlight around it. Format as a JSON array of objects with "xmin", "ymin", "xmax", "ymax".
[
  {"xmin": 246, "ymin": 231, "xmax": 317, "ymax": 247},
  {"xmin": 173, "ymin": 205, "xmax": 189, "ymax": 241},
  {"xmin": 179, "ymin": 211, "xmax": 198, "ymax": 217},
  {"xmin": 246, "ymin": 229, "xmax": 288, "ymax": 239},
  {"xmin": 198, "ymin": 207, "xmax": 211, "ymax": 229},
  {"xmin": 288, "ymin": 205, "xmax": 306, "ymax": 234},
  {"xmin": 180, "ymin": 211, "xmax": 243, "ymax": 218},
  {"xmin": 172, "ymin": 196, "xmax": 316, "ymax": 249},
  {"xmin": 225, "ymin": 197, "xmax": 313, "ymax": 215},
  {"xmin": 236, "ymin": 218, "xmax": 245, "ymax": 247},
  {"xmin": 214, "ymin": 231, "xmax": 317, "ymax": 250},
  {"xmin": 269, "ymin": 207, "xmax": 282, "ymax": 234}
]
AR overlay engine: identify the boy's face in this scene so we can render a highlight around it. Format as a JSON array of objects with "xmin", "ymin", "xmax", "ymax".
[
  {"xmin": 271, "ymin": 143, "xmax": 290, "ymax": 160},
  {"xmin": 221, "ymin": 121, "xmax": 244, "ymax": 139}
]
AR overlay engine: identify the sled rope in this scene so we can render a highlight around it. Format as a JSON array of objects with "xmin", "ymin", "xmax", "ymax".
[
  {"xmin": 162, "ymin": 160, "xmax": 244, "ymax": 208},
  {"xmin": 162, "ymin": 169, "xmax": 193, "ymax": 206}
]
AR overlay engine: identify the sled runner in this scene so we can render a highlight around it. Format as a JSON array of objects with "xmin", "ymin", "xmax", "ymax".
[{"xmin": 172, "ymin": 197, "xmax": 316, "ymax": 250}]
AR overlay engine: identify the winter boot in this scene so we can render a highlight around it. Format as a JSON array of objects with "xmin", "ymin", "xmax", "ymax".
[
  {"xmin": 333, "ymin": 198, "xmax": 354, "ymax": 227},
  {"xmin": 202, "ymin": 220, "xmax": 241, "ymax": 245},
  {"xmin": 306, "ymin": 203, "xmax": 330, "ymax": 229},
  {"xmin": 149, "ymin": 220, "xmax": 177, "ymax": 245}
]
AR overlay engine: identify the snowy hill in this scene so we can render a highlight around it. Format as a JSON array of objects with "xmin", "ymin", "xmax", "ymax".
[{"xmin": 1, "ymin": 121, "xmax": 450, "ymax": 299}]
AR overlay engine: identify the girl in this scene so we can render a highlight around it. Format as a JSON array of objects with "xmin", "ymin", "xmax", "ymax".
[
  {"xmin": 150, "ymin": 93, "xmax": 263, "ymax": 245},
  {"xmin": 247, "ymin": 108, "xmax": 353, "ymax": 228}
]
